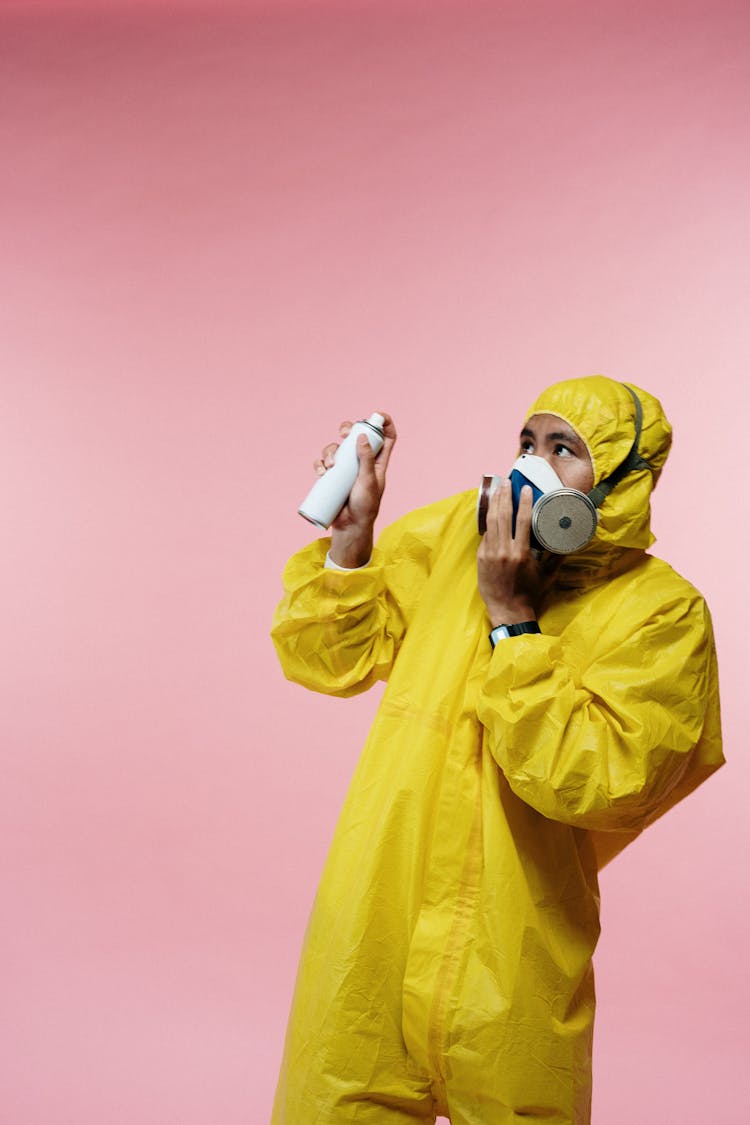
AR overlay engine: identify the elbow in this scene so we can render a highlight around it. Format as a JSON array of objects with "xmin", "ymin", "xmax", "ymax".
[
  {"xmin": 272, "ymin": 636, "xmax": 391, "ymax": 698},
  {"xmin": 502, "ymin": 749, "xmax": 694, "ymax": 832}
]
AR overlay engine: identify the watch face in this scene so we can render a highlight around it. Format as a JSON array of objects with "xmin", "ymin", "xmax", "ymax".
[{"xmin": 490, "ymin": 625, "xmax": 512, "ymax": 646}]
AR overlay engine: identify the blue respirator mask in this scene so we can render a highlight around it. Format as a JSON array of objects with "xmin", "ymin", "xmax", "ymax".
[{"xmin": 477, "ymin": 385, "xmax": 653, "ymax": 554}]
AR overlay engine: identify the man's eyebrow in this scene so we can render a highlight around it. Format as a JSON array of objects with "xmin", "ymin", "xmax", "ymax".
[
  {"xmin": 547, "ymin": 430, "xmax": 582, "ymax": 445},
  {"xmin": 519, "ymin": 426, "xmax": 582, "ymax": 446}
]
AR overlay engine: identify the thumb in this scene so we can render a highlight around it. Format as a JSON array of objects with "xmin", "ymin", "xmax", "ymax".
[
  {"xmin": 357, "ymin": 432, "xmax": 376, "ymax": 477},
  {"xmin": 541, "ymin": 552, "xmax": 564, "ymax": 581}
]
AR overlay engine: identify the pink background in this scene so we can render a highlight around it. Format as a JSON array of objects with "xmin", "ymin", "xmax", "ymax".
[{"xmin": 1, "ymin": 1, "xmax": 748, "ymax": 1121}]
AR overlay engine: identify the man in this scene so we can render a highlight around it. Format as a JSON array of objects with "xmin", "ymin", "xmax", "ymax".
[{"xmin": 270, "ymin": 375, "xmax": 723, "ymax": 1125}]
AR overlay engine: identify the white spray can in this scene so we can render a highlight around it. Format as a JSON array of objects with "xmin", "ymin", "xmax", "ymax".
[{"xmin": 298, "ymin": 413, "xmax": 385, "ymax": 530}]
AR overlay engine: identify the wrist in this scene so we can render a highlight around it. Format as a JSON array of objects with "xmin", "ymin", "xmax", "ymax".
[
  {"xmin": 485, "ymin": 602, "xmax": 537, "ymax": 628},
  {"xmin": 330, "ymin": 528, "xmax": 374, "ymax": 569}
]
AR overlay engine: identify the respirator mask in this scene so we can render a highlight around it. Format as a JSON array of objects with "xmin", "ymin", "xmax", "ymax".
[
  {"xmin": 477, "ymin": 456, "xmax": 598, "ymax": 553},
  {"xmin": 477, "ymin": 384, "xmax": 653, "ymax": 554}
]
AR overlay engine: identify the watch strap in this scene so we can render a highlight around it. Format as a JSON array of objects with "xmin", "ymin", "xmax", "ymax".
[{"xmin": 489, "ymin": 620, "xmax": 541, "ymax": 648}]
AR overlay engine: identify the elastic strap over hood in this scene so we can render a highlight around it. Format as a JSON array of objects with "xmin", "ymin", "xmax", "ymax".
[{"xmin": 587, "ymin": 384, "xmax": 655, "ymax": 509}]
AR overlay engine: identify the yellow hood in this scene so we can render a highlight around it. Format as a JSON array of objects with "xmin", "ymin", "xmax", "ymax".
[{"xmin": 525, "ymin": 375, "xmax": 673, "ymax": 584}]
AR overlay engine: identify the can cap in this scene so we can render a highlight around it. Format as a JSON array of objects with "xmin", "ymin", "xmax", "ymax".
[{"xmin": 366, "ymin": 413, "xmax": 385, "ymax": 432}]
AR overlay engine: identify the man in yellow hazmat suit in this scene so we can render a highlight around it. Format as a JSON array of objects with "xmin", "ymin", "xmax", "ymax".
[{"xmin": 270, "ymin": 375, "xmax": 723, "ymax": 1125}]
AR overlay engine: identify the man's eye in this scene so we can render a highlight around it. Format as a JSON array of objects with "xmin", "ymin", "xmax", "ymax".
[
  {"xmin": 520, "ymin": 440, "xmax": 534, "ymax": 453},
  {"xmin": 554, "ymin": 444, "xmax": 573, "ymax": 457}
]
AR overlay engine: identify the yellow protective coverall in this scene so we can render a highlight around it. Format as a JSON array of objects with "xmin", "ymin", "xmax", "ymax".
[{"xmin": 270, "ymin": 377, "xmax": 723, "ymax": 1125}]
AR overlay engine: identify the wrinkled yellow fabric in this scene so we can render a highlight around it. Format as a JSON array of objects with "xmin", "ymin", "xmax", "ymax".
[{"xmin": 270, "ymin": 377, "xmax": 723, "ymax": 1125}]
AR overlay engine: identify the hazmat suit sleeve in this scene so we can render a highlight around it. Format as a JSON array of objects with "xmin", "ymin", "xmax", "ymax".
[
  {"xmin": 271, "ymin": 493, "xmax": 462, "ymax": 697},
  {"xmin": 477, "ymin": 566, "xmax": 723, "ymax": 833}
]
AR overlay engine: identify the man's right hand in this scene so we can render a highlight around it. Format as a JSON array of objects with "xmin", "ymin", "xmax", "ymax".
[{"xmin": 313, "ymin": 412, "xmax": 397, "ymax": 568}]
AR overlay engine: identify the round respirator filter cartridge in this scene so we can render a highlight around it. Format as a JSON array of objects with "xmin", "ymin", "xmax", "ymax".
[{"xmin": 531, "ymin": 489, "xmax": 598, "ymax": 554}]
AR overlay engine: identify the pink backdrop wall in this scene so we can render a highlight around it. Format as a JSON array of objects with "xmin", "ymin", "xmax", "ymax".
[{"xmin": 2, "ymin": 1, "xmax": 748, "ymax": 1121}]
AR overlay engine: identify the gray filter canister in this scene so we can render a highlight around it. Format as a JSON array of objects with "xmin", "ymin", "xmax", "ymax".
[{"xmin": 531, "ymin": 488, "xmax": 598, "ymax": 554}]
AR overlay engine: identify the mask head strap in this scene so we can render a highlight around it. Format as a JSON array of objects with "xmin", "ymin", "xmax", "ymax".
[{"xmin": 587, "ymin": 384, "xmax": 654, "ymax": 509}]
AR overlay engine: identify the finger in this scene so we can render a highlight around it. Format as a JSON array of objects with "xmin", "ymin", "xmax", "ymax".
[
  {"xmin": 373, "ymin": 410, "xmax": 397, "ymax": 473},
  {"xmin": 339, "ymin": 420, "xmax": 353, "ymax": 437},
  {"xmin": 541, "ymin": 552, "xmax": 564, "ymax": 586},
  {"xmin": 313, "ymin": 458, "xmax": 326, "ymax": 477},
  {"xmin": 486, "ymin": 479, "xmax": 513, "ymax": 551},
  {"xmin": 356, "ymin": 433, "xmax": 377, "ymax": 484},
  {"xmin": 321, "ymin": 441, "xmax": 339, "ymax": 469},
  {"xmin": 514, "ymin": 485, "xmax": 533, "ymax": 549},
  {"xmin": 483, "ymin": 485, "xmax": 502, "ymax": 547},
  {"xmin": 541, "ymin": 551, "xmax": 563, "ymax": 575}
]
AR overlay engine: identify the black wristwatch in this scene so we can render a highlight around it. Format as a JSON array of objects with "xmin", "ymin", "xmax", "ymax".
[{"xmin": 489, "ymin": 620, "xmax": 541, "ymax": 648}]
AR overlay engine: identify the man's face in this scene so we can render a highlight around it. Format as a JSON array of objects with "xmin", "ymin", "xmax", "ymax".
[{"xmin": 519, "ymin": 413, "xmax": 595, "ymax": 493}]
